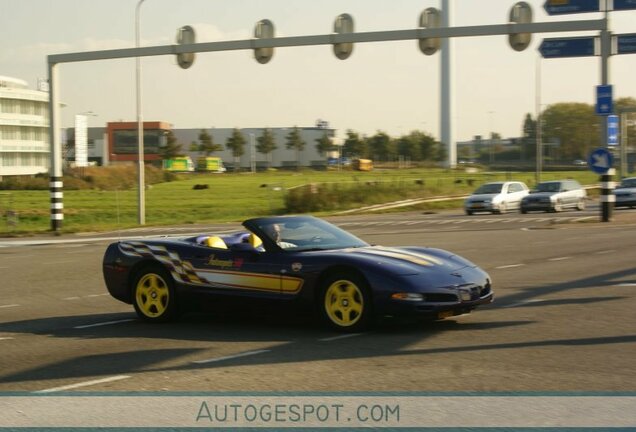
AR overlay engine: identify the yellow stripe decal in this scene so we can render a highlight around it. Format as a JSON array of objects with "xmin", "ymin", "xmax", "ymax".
[
  {"xmin": 358, "ymin": 247, "xmax": 443, "ymax": 266},
  {"xmin": 195, "ymin": 269, "xmax": 303, "ymax": 294}
]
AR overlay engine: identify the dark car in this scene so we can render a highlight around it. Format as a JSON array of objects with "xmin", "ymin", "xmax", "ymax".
[
  {"xmin": 520, "ymin": 179, "xmax": 586, "ymax": 213},
  {"xmin": 615, "ymin": 177, "xmax": 636, "ymax": 208},
  {"xmin": 103, "ymin": 216, "xmax": 493, "ymax": 332}
]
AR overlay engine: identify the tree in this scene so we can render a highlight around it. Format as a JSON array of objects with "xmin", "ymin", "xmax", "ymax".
[
  {"xmin": 159, "ymin": 130, "xmax": 183, "ymax": 160},
  {"xmin": 285, "ymin": 126, "xmax": 305, "ymax": 170},
  {"xmin": 542, "ymin": 103, "xmax": 598, "ymax": 161},
  {"xmin": 256, "ymin": 128, "xmax": 277, "ymax": 168},
  {"xmin": 342, "ymin": 129, "xmax": 367, "ymax": 158},
  {"xmin": 615, "ymin": 97, "xmax": 636, "ymax": 148},
  {"xmin": 521, "ymin": 113, "xmax": 537, "ymax": 161},
  {"xmin": 225, "ymin": 128, "xmax": 246, "ymax": 171},
  {"xmin": 198, "ymin": 129, "xmax": 222, "ymax": 156},
  {"xmin": 189, "ymin": 141, "xmax": 199, "ymax": 152},
  {"xmin": 315, "ymin": 132, "xmax": 335, "ymax": 157},
  {"xmin": 396, "ymin": 133, "xmax": 421, "ymax": 161},
  {"xmin": 367, "ymin": 131, "xmax": 393, "ymax": 162}
]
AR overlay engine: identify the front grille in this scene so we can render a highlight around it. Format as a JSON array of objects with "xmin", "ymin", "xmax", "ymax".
[{"xmin": 426, "ymin": 293, "xmax": 458, "ymax": 303}]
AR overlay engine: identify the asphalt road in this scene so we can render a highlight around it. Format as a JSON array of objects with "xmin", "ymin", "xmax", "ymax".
[{"xmin": 1, "ymin": 209, "xmax": 635, "ymax": 393}]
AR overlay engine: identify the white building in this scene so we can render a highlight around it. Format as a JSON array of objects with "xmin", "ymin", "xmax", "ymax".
[{"xmin": 0, "ymin": 76, "xmax": 50, "ymax": 179}]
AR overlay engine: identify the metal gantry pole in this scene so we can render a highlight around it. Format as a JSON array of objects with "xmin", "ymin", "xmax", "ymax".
[
  {"xmin": 47, "ymin": 62, "xmax": 63, "ymax": 231},
  {"xmin": 135, "ymin": 0, "xmax": 146, "ymax": 225},
  {"xmin": 441, "ymin": 0, "xmax": 455, "ymax": 169}
]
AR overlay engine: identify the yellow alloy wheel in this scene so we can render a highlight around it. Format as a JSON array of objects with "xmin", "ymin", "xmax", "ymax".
[
  {"xmin": 324, "ymin": 279, "xmax": 364, "ymax": 327},
  {"xmin": 135, "ymin": 273, "xmax": 170, "ymax": 318}
]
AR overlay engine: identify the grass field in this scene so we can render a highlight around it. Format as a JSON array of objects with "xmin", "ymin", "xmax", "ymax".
[{"xmin": 0, "ymin": 167, "xmax": 599, "ymax": 235}]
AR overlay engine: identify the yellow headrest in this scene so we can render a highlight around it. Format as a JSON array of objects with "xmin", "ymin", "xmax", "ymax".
[
  {"xmin": 205, "ymin": 236, "xmax": 227, "ymax": 249},
  {"xmin": 247, "ymin": 233, "xmax": 262, "ymax": 248}
]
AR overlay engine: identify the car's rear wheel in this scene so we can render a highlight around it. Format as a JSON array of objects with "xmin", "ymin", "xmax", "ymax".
[
  {"xmin": 576, "ymin": 198, "xmax": 586, "ymax": 211},
  {"xmin": 465, "ymin": 210, "xmax": 473, "ymax": 216},
  {"xmin": 132, "ymin": 264, "xmax": 177, "ymax": 322},
  {"xmin": 320, "ymin": 272, "xmax": 372, "ymax": 332}
]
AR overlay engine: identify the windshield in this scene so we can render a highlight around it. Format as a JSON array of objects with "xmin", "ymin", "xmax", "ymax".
[
  {"xmin": 536, "ymin": 182, "xmax": 561, "ymax": 193},
  {"xmin": 473, "ymin": 183, "xmax": 503, "ymax": 194},
  {"xmin": 252, "ymin": 217, "xmax": 369, "ymax": 252},
  {"xmin": 620, "ymin": 178, "xmax": 636, "ymax": 188}
]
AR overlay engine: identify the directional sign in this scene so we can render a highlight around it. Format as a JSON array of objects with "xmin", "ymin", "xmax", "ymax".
[
  {"xmin": 543, "ymin": 0, "xmax": 600, "ymax": 15},
  {"xmin": 613, "ymin": 0, "xmax": 636, "ymax": 10},
  {"xmin": 588, "ymin": 148, "xmax": 614, "ymax": 174},
  {"xmin": 607, "ymin": 115, "xmax": 619, "ymax": 146},
  {"xmin": 596, "ymin": 85, "xmax": 613, "ymax": 116},
  {"xmin": 539, "ymin": 36, "xmax": 596, "ymax": 58},
  {"xmin": 616, "ymin": 33, "xmax": 636, "ymax": 55}
]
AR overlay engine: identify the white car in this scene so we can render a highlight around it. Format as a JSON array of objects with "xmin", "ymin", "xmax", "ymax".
[
  {"xmin": 464, "ymin": 181, "xmax": 529, "ymax": 215},
  {"xmin": 520, "ymin": 179, "xmax": 587, "ymax": 213}
]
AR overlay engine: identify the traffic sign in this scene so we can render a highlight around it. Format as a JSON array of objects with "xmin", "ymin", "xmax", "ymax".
[
  {"xmin": 588, "ymin": 148, "xmax": 614, "ymax": 174},
  {"xmin": 616, "ymin": 33, "xmax": 636, "ymax": 55},
  {"xmin": 613, "ymin": 0, "xmax": 636, "ymax": 10},
  {"xmin": 607, "ymin": 115, "xmax": 619, "ymax": 146},
  {"xmin": 539, "ymin": 36, "xmax": 596, "ymax": 58},
  {"xmin": 596, "ymin": 85, "xmax": 613, "ymax": 115},
  {"xmin": 543, "ymin": 0, "xmax": 600, "ymax": 15}
]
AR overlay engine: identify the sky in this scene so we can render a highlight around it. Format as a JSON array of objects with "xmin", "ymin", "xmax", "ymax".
[{"xmin": 1, "ymin": 0, "xmax": 635, "ymax": 143}]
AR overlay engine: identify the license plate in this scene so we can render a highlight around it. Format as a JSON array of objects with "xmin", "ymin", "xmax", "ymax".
[
  {"xmin": 471, "ymin": 204, "xmax": 483, "ymax": 209},
  {"xmin": 438, "ymin": 310, "xmax": 454, "ymax": 319}
]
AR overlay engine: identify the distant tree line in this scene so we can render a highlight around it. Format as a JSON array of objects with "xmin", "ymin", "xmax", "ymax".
[{"xmin": 161, "ymin": 96, "xmax": 636, "ymax": 164}]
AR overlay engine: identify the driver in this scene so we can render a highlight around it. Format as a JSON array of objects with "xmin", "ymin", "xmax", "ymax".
[{"xmin": 264, "ymin": 223, "xmax": 296, "ymax": 249}]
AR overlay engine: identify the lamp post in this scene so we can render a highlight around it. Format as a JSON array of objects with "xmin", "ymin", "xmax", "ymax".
[{"xmin": 135, "ymin": 0, "xmax": 146, "ymax": 225}]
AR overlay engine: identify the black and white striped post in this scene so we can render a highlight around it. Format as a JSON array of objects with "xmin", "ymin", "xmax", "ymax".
[
  {"xmin": 600, "ymin": 168, "xmax": 615, "ymax": 222},
  {"xmin": 49, "ymin": 176, "xmax": 63, "ymax": 231}
]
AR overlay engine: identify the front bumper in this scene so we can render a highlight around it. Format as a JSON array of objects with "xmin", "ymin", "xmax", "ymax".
[{"xmin": 383, "ymin": 288, "xmax": 494, "ymax": 319}]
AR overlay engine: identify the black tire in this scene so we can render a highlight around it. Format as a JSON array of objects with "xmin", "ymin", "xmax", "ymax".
[
  {"xmin": 131, "ymin": 264, "xmax": 178, "ymax": 322},
  {"xmin": 576, "ymin": 199, "xmax": 586, "ymax": 211},
  {"xmin": 319, "ymin": 272, "xmax": 372, "ymax": 332},
  {"xmin": 465, "ymin": 210, "xmax": 473, "ymax": 216},
  {"xmin": 520, "ymin": 208, "xmax": 528, "ymax": 214}
]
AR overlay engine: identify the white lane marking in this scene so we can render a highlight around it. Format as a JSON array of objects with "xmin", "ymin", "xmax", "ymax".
[
  {"xmin": 596, "ymin": 249, "xmax": 617, "ymax": 255},
  {"xmin": 43, "ymin": 260, "xmax": 76, "ymax": 265},
  {"xmin": 35, "ymin": 375, "xmax": 131, "ymax": 393},
  {"xmin": 502, "ymin": 299, "xmax": 546, "ymax": 308},
  {"xmin": 0, "ymin": 304, "xmax": 20, "ymax": 309},
  {"xmin": 495, "ymin": 264, "xmax": 525, "ymax": 270},
  {"xmin": 63, "ymin": 297, "xmax": 81, "ymax": 301},
  {"xmin": 549, "ymin": 256, "xmax": 571, "ymax": 261},
  {"xmin": 319, "ymin": 333, "xmax": 362, "ymax": 342},
  {"xmin": 192, "ymin": 349, "xmax": 270, "ymax": 364},
  {"xmin": 73, "ymin": 319, "xmax": 135, "ymax": 329},
  {"xmin": 0, "ymin": 337, "xmax": 15, "ymax": 341},
  {"xmin": 618, "ymin": 283, "xmax": 636, "ymax": 287},
  {"xmin": 86, "ymin": 293, "xmax": 109, "ymax": 298}
]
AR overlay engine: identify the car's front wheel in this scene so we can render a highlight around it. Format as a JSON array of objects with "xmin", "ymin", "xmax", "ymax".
[
  {"xmin": 131, "ymin": 264, "xmax": 178, "ymax": 322},
  {"xmin": 319, "ymin": 272, "xmax": 372, "ymax": 332},
  {"xmin": 576, "ymin": 198, "xmax": 586, "ymax": 211}
]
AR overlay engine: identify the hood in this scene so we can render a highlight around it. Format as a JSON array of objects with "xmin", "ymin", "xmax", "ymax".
[
  {"xmin": 525, "ymin": 191, "xmax": 556, "ymax": 199},
  {"xmin": 466, "ymin": 193, "xmax": 499, "ymax": 201},
  {"xmin": 343, "ymin": 246, "xmax": 474, "ymax": 275}
]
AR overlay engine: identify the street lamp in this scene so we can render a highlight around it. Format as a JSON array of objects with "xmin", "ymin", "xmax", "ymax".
[{"xmin": 135, "ymin": 0, "xmax": 146, "ymax": 225}]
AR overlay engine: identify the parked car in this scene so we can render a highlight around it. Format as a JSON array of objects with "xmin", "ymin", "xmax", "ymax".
[
  {"xmin": 464, "ymin": 181, "xmax": 529, "ymax": 215},
  {"xmin": 614, "ymin": 177, "xmax": 636, "ymax": 208},
  {"xmin": 520, "ymin": 179, "xmax": 586, "ymax": 213}
]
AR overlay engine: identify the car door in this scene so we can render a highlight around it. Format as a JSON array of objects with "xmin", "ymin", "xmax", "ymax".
[
  {"xmin": 187, "ymin": 241, "xmax": 292, "ymax": 299},
  {"xmin": 506, "ymin": 183, "xmax": 524, "ymax": 209}
]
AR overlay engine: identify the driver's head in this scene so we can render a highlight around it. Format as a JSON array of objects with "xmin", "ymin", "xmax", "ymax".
[{"xmin": 264, "ymin": 223, "xmax": 282, "ymax": 242}]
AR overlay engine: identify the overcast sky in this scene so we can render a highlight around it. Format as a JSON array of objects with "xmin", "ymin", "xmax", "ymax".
[{"xmin": 1, "ymin": 0, "xmax": 635, "ymax": 142}]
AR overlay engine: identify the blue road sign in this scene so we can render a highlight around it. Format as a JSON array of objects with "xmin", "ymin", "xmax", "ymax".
[
  {"xmin": 588, "ymin": 148, "xmax": 614, "ymax": 174},
  {"xmin": 539, "ymin": 37, "xmax": 596, "ymax": 59},
  {"xmin": 607, "ymin": 115, "xmax": 619, "ymax": 146},
  {"xmin": 617, "ymin": 33, "xmax": 636, "ymax": 55},
  {"xmin": 613, "ymin": 0, "xmax": 636, "ymax": 10},
  {"xmin": 596, "ymin": 85, "xmax": 613, "ymax": 116},
  {"xmin": 544, "ymin": 0, "xmax": 600, "ymax": 15}
]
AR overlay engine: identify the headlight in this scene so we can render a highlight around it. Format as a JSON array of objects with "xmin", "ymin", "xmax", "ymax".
[
  {"xmin": 484, "ymin": 199, "xmax": 492, "ymax": 203},
  {"xmin": 459, "ymin": 290, "xmax": 472, "ymax": 301},
  {"xmin": 391, "ymin": 293, "xmax": 425, "ymax": 301}
]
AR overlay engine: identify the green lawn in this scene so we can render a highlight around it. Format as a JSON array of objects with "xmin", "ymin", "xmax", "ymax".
[{"xmin": 0, "ymin": 168, "xmax": 600, "ymax": 235}]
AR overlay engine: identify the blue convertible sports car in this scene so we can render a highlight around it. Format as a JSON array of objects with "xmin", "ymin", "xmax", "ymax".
[{"xmin": 103, "ymin": 216, "xmax": 493, "ymax": 331}]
